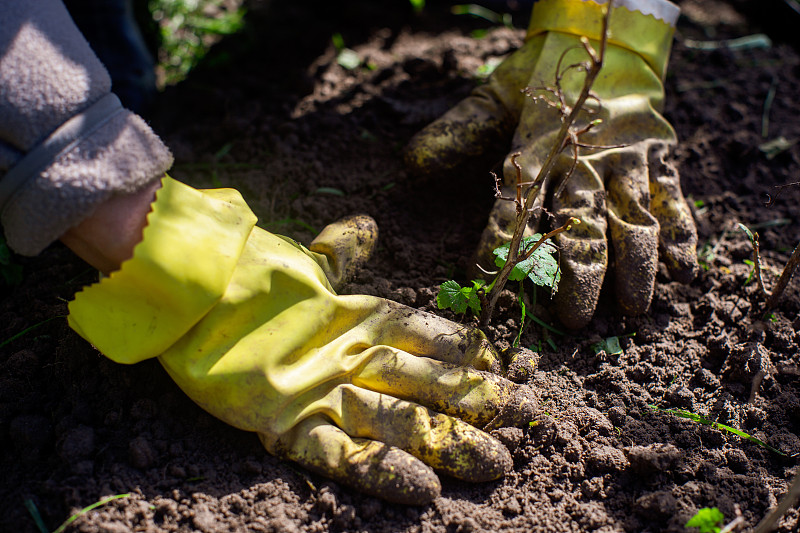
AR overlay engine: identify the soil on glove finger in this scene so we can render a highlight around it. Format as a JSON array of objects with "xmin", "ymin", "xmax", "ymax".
[{"xmin": 2, "ymin": 0, "xmax": 800, "ymax": 531}]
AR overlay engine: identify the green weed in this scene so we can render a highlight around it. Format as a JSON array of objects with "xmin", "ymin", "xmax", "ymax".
[
  {"xmin": 686, "ymin": 507, "xmax": 724, "ymax": 533},
  {"xmin": 149, "ymin": 0, "xmax": 246, "ymax": 86},
  {"xmin": 649, "ymin": 405, "xmax": 787, "ymax": 456},
  {"xmin": 436, "ymin": 233, "xmax": 562, "ymax": 318},
  {"xmin": 0, "ymin": 315, "xmax": 66, "ymax": 350},
  {"xmin": 332, "ymin": 33, "xmax": 361, "ymax": 70},
  {"xmin": 26, "ymin": 494, "xmax": 131, "ymax": 533},
  {"xmin": 409, "ymin": 0, "xmax": 425, "ymax": 14}
]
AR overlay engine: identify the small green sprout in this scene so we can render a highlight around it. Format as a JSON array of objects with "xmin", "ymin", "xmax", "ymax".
[
  {"xmin": 686, "ymin": 507, "xmax": 724, "ymax": 533},
  {"xmin": 451, "ymin": 4, "xmax": 513, "ymax": 28},
  {"xmin": 26, "ymin": 494, "xmax": 131, "ymax": 533},
  {"xmin": 314, "ymin": 187, "xmax": 346, "ymax": 196},
  {"xmin": 331, "ymin": 33, "xmax": 361, "ymax": 70},
  {"xmin": 649, "ymin": 405, "xmax": 787, "ymax": 456},
  {"xmin": 591, "ymin": 336, "xmax": 623, "ymax": 356},
  {"xmin": 436, "ymin": 233, "xmax": 561, "ymax": 319}
]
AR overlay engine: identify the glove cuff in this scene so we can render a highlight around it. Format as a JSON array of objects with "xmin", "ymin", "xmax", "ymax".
[
  {"xmin": 68, "ymin": 176, "xmax": 257, "ymax": 364},
  {"xmin": 526, "ymin": 0, "xmax": 679, "ymax": 79}
]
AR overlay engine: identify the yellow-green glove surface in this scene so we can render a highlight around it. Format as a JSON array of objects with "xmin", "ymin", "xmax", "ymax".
[
  {"xmin": 68, "ymin": 177, "xmax": 535, "ymax": 504},
  {"xmin": 405, "ymin": 0, "xmax": 697, "ymax": 329}
]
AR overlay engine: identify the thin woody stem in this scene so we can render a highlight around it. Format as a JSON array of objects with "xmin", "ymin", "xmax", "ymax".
[
  {"xmin": 518, "ymin": 217, "xmax": 580, "ymax": 263},
  {"xmin": 752, "ymin": 232, "xmax": 771, "ymax": 298},
  {"xmin": 479, "ymin": 2, "xmax": 613, "ymax": 329},
  {"xmin": 766, "ymin": 240, "xmax": 800, "ymax": 311}
]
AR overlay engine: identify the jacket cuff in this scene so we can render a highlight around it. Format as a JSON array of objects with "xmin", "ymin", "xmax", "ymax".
[
  {"xmin": 1, "ymin": 108, "xmax": 173, "ymax": 256},
  {"xmin": 68, "ymin": 177, "xmax": 257, "ymax": 364}
]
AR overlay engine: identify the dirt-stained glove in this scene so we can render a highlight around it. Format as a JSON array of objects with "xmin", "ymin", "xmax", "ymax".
[
  {"xmin": 67, "ymin": 177, "xmax": 535, "ymax": 504},
  {"xmin": 405, "ymin": 0, "xmax": 698, "ymax": 329}
]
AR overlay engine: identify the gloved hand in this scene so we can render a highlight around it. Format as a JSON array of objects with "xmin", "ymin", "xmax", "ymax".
[
  {"xmin": 405, "ymin": 0, "xmax": 698, "ymax": 329},
  {"xmin": 68, "ymin": 177, "xmax": 536, "ymax": 504}
]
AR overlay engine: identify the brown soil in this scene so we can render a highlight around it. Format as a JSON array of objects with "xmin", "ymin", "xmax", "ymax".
[{"xmin": 2, "ymin": 0, "xmax": 800, "ymax": 531}]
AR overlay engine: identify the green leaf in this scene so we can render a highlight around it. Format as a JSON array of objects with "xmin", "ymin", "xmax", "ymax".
[
  {"xmin": 437, "ymin": 280, "xmax": 468, "ymax": 314},
  {"xmin": 331, "ymin": 32, "xmax": 345, "ymax": 51},
  {"xmin": 337, "ymin": 49, "xmax": 361, "ymax": 70},
  {"xmin": 591, "ymin": 336, "xmax": 623, "ymax": 356},
  {"xmin": 493, "ymin": 235, "xmax": 561, "ymax": 289},
  {"xmin": 314, "ymin": 187, "xmax": 346, "ymax": 196},
  {"xmin": 686, "ymin": 507, "xmax": 724, "ymax": 533},
  {"xmin": 436, "ymin": 280, "xmax": 483, "ymax": 315},
  {"xmin": 737, "ymin": 223, "xmax": 754, "ymax": 242},
  {"xmin": 649, "ymin": 405, "xmax": 787, "ymax": 456}
]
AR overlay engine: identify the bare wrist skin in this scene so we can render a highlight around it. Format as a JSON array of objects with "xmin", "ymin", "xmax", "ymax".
[{"xmin": 60, "ymin": 179, "xmax": 162, "ymax": 275}]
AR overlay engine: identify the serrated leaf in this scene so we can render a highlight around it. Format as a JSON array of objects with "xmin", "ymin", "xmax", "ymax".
[
  {"xmin": 437, "ymin": 280, "xmax": 469, "ymax": 314},
  {"xmin": 466, "ymin": 280, "xmax": 484, "ymax": 315},
  {"xmin": 493, "ymin": 235, "xmax": 561, "ymax": 288},
  {"xmin": 436, "ymin": 280, "xmax": 483, "ymax": 315}
]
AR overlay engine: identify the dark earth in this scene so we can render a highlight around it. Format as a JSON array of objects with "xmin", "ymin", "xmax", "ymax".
[{"xmin": 2, "ymin": 0, "xmax": 800, "ymax": 531}]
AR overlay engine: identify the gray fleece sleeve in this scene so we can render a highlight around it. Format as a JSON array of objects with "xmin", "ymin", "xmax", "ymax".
[{"xmin": 0, "ymin": 0, "xmax": 173, "ymax": 256}]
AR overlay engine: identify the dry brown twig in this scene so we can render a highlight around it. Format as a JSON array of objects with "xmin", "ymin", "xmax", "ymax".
[
  {"xmin": 747, "ymin": 181, "xmax": 800, "ymax": 312},
  {"xmin": 478, "ymin": 1, "xmax": 615, "ymax": 328}
]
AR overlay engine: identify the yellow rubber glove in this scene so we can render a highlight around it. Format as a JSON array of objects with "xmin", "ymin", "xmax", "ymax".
[
  {"xmin": 68, "ymin": 177, "xmax": 535, "ymax": 504},
  {"xmin": 405, "ymin": 0, "xmax": 697, "ymax": 329}
]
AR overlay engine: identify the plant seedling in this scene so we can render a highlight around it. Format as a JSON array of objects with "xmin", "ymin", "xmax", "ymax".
[
  {"xmin": 436, "ymin": 231, "xmax": 563, "ymax": 318},
  {"xmin": 686, "ymin": 507, "xmax": 725, "ymax": 533},
  {"xmin": 649, "ymin": 405, "xmax": 787, "ymax": 456},
  {"xmin": 591, "ymin": 336, "xmax": 623, "ymax": 356}
]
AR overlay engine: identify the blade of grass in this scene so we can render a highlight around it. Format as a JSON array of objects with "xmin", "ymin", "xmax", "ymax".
[
  {"xmin": 24, "ymin": 499, "xmax": 49, "ymax": 533},
  {"xmin": 0, "ymin": 315, "xmax": 66, "ymax": 350},
  {"xmin": 649, "ymin": 405, "xmax": 788, "ymax": 456},
  {"xmin": 513, "ymin": 286, "xmax": 527, "ymax": 347},
  {"xmin": 525, "ymin": 310, "xmax": 567, "ymax": 336},
  {"xmin": 52, "ymin": 494, "xmax": 131, "ymax": 533}
]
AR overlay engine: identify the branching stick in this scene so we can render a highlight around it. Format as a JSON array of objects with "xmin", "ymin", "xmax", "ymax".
[{"xmin": 479, "ymin": 2, "xmax": 614, "ymax": 328}]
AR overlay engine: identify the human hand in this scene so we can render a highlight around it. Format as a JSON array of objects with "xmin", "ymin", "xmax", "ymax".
[
  {"xmin": 68, "ymin": 177, "xmax": 536, "ymax": 504},
  {"xmin": 405, "ymin": 0, "xmax": 697, "ymax": 328}
]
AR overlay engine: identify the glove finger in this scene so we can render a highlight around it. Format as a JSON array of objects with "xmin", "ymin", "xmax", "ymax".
[
  {"xmin": 647, "ymin": 143, "xmax": 699, "ymax": 284},
  {"xmin": 404, "ymin": 42, "xmax": 534, "ymax": 175},
  {"xmin": 355, "ymin": 345, "xmax": 537, "ymax": 428},
  {"xmin": 367, "ymin": 299, "xmax": 503, "ymax": 372},
  {"xmin": 605, "ymin": 148, "xmax": 660, "ymax": 316},
  {"xmin": 551, "ymin": 158, "xmax": 608, "ymax": 329},
  {"xmin": 332, "ymin": 384, "xmax": 511, "ymax": 483},
  {"xmin": 308, "ymin": 214, "xmax": 378, "ymax": 292},
  {"xmin": 260, "ymin": 416, "xmax": 442, "ymax": 505}
]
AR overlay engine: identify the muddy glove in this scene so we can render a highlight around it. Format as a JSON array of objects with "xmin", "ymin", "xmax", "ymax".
[
  {"xmin": 68, "ymin": 177, "xmax": 534, "ymax": 504},
  {"xmin": 405, "ymin": 0, "xmax": 698, "ymax": 329}
]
